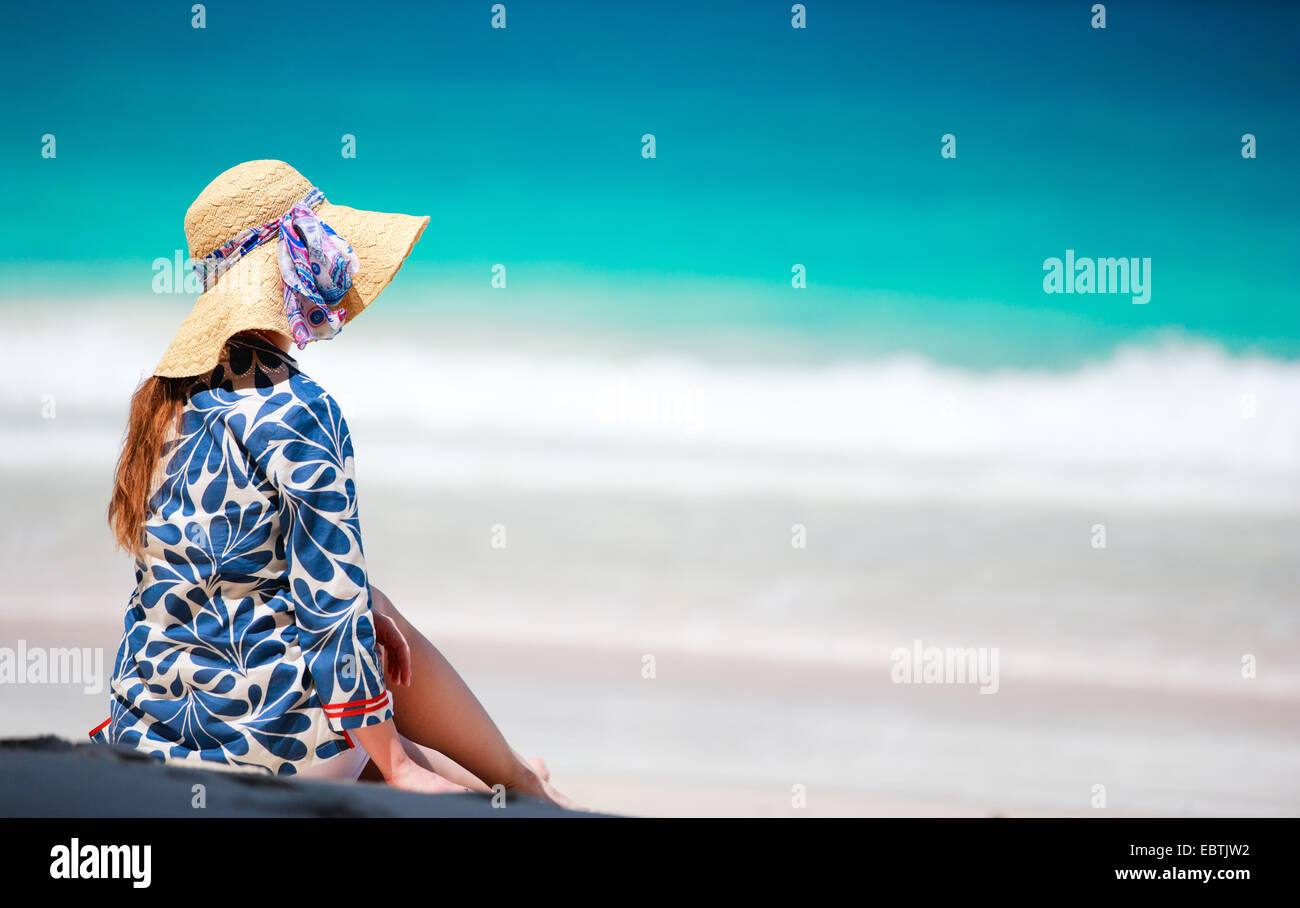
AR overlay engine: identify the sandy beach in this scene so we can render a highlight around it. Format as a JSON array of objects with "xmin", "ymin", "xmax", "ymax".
[{"xmin": 5, "ymin": 551, "xmax": 1297, "ymax": 819}]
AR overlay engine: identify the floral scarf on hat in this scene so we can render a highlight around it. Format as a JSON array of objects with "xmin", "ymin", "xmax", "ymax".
[
  {"xmin": 276, "ymin": 204, "xmax": 359, "ymax": 348},
  {"xmin": 191, "ymin": 187, "xmax": 359, "ymax": 350}
]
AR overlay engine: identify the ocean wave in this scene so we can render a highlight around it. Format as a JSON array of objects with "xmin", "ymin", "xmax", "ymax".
[{"xmin": 3, "ymin": 312, "xmax": 1297, "ymax": 507}]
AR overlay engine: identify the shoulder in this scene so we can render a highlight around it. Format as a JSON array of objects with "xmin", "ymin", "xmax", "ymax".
[
  {"xmin": 254, "ymin": 373, "xmax": 350, "ymax": 450},
  {"xmin": 279, "ymin": 373, "xmax": 352, "ymax": 452},
  {"xmin": 256, "ymin": 374, "xmax": 356, "ymax": 489}
]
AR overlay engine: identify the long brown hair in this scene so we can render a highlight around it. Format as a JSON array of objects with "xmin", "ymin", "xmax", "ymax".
[{"xmin": 107, "ymin": 373, "xmax": 193, "ymax": 556}]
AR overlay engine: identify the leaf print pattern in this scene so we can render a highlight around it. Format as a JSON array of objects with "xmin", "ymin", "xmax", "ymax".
[{"xmin": 97, "ymin": 334, "xmax": 392, "ymax": 775}]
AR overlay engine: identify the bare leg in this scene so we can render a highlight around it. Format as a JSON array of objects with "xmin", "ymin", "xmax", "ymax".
[{"xmin": 379, "ymin": 599, "xmax": 581, "ymax": 808}]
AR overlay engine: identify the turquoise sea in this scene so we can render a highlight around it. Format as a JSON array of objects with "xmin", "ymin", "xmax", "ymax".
[
  {"xmin": 5, "ymin": 0, "xmax": 1299, "ymax": 512},
  {"xmin": 2, "ymin": 0, "xmax": 1297, "ymax": 368}
]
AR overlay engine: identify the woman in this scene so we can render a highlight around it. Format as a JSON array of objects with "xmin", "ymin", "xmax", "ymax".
[{"xmin": 99, "ymin": 160, "xmax": 577, "ymax": 807}]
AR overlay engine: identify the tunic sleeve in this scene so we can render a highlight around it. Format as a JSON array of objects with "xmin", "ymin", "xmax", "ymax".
[{"xmin": 258, "ymin": 386, "xmax": 393, "ymax": 733}]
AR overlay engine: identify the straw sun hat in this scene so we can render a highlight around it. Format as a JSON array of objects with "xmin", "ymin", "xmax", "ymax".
[{"xmin": 155, "ymin": 159, "xmax": 429, "ymax": 377}]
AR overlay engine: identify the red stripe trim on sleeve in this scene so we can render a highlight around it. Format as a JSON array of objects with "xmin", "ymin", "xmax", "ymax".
[
  {"xmin": 321, "ymin": 691, "xmax": 391, "ymax": 713},
  {"xmin": 88, "ymin": 718, "xmax": 111, "ymax": 738},
  {"xmin": 325, "ymin": 698, "xmax": 392, "ymax": 720}
]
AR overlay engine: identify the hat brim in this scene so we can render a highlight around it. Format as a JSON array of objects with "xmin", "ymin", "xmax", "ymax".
[{"xmin": 154, "ymin": 202, "xmax": 429, "ymax": 378}]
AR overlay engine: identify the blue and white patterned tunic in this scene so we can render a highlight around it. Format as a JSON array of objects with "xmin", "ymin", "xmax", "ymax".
[{"xmin": 94, "ymin": 333, "xmax": 393, "ymax": 774}]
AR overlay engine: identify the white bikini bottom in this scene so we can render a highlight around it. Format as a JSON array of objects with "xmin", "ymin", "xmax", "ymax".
[{"xmin": 296, "ymin": 742, "xmax": 371, "ymax": 782}]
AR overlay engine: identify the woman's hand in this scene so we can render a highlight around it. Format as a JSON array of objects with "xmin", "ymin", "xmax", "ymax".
[{"xmin": 369, "ymin": 585, "xmax": 411, "ymax": 687}]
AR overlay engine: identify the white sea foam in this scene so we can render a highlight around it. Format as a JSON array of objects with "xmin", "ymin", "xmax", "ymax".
[{"xmin": 3, "ymin": 307, "xmax": 1296, "ymax": 509}]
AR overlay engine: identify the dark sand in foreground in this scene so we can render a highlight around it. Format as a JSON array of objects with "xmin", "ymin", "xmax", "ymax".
[{"xmin": 0, "ymin": 737, "xmax": 600, "ymax": 818}]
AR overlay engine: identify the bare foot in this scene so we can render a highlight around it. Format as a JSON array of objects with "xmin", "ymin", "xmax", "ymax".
[
  {"xmin": 387, "ymin": 762, "xmax": 472, "ymax": 795},
  {"xmin": 508, "ymin": 758, "xmax": 588, "ymax": 811},
  {"xmin": 538, "ymin": 778, "xmax": 589, "ymax": 812}
]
